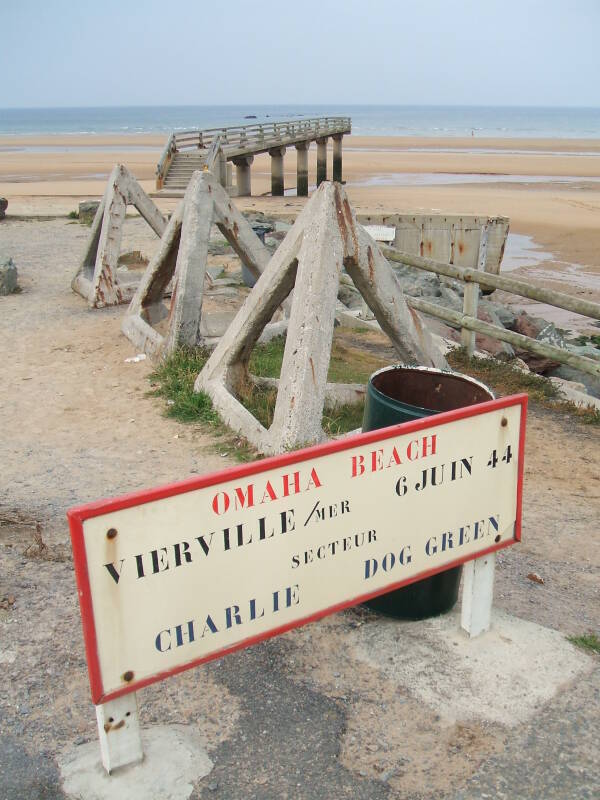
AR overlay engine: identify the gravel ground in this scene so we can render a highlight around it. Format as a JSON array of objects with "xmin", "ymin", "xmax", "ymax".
[{"xmin": 0, "ymin": 218, "xmax": 598, "ymax": 799}]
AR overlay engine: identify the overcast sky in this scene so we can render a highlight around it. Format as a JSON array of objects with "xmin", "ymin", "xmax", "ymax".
[{"xmin": 2, "ymin": 0, "xmax": 599, "ymax": 108}]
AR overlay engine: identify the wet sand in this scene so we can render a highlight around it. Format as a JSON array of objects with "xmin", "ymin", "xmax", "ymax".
[{"xmin": 1, "ymin": 133, "xmax": 599, "ymax": 328}]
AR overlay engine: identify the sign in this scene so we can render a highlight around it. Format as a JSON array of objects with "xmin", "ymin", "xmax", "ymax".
[{"xmin": 68, "ymin": 395, "xmax": 526, "ymax": 704}]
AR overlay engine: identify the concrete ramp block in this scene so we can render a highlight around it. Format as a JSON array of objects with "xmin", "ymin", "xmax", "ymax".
[
  {"xmin": 352, "ymin": 608, "xmax": 594, "ymax": 728},
  {"xmin": 121, "ymin": 171, "xmax": 272, "ymax": 358},
  {"xmin": 59, "ymin": 724, "xmax": 213, "ymax": 800},
  {"xmin": 72, "ymin": 164, "xmax": 167, "ymax": 308},
  {"xmin": 195, "ymin": 182, "xmax": 448, "ymax": 456}
]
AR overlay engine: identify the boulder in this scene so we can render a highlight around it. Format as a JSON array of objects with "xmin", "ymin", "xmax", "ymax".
[
  {"xmin": 425, "ymin": 292, "xmax": 515, "ymax": 359},
  {"xmin": 549, "ymin": 376, "xmax": 588, "ymax": 394},
  {"xmin": 512, "ymin": 311, "xmax": 548, "ymax": 339},
  {"xmin": 566, "ymin": 343, "xmax": 600, "ymax": 362},
  {"xmin": 338, "ymin": 283, "xmax": 363, "ymax": 310},
  {"xmin": 0, "ymin": 257, "xmax": 19, "ymax": 295},
  {"xmin": 439, "ymin": 285, "xmax": 463, "ymax": 310},
  {"xmin": 476, "ymin": 304, "xmax": 515, "ymax": 359},
  {"xmin": 0, "ymin": 197, "xmax": 7, "ymax": 220},
  {"xmin": 549, "ymin": 365, "xmax": 600, "ymax": 400},
  {"xmin": 514, "ymin": 318, "xmax": 567, "ymax": 374},
  {"xmin": 391, "ymin": 263, "xmax": 442, "ymax": 297},
  {"xmin": 78, "ymin": 200, "xmax": 100, "ymax": 225},
  {"xmin": 537, "ymin": 322, "xmax": 568, "ymax": 350},
  {"xmin": 480, "ymin": 298, "xmax": 517, "ymax": 329}
]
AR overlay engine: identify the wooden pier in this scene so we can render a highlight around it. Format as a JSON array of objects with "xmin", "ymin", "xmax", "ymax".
[{"xmin": 155, "ymin": 116, "xmax": 351, "ymax": 197}]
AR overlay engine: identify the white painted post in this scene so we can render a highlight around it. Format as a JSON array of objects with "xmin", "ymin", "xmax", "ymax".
[
  {"xmin": 461, "ymin": 222, "xmax": 488, "ymax": 358},
  {"xmin": 460, "ymin": 552, "xmax": 496, "ymax": 637},
  {"xmin": 95, "ymin": 692, "xmax": 143, "ymax": 774}
]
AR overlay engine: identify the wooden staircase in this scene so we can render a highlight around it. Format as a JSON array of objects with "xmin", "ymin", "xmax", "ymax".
[{"xmin": 162, "ymin": 151, "xmax": 208, "ymax": 191}]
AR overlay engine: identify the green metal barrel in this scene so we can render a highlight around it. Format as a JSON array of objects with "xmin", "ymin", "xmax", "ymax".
[{"xmin": 362, "ymin": 365, "xmax": 494, "ymax": 620}]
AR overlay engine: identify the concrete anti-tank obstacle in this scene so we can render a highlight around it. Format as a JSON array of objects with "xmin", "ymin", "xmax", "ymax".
[
  {"xmin": 121, "ymin": 170, "xmax": 276, "ymax": 358},
  {"xmin": 194, "ymin": 181, "xmax": 448, "ymax": 456},
  {"xmin": 72, "ymin": 164, "xmax": 167, "ymax": 308}
]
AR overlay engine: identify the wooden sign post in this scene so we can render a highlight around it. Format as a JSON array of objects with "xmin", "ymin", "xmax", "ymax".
[{"xmin": 68, "ymin": 394, "xmax": 527, "ymax": 773}]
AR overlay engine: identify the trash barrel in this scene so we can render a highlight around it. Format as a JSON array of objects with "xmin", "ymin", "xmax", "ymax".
[{"xmin": 362, "ymin": 365, "xmax": 494, "ymax": 620}]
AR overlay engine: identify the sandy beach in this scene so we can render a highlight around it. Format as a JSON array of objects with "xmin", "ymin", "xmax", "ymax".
[
  {"xmin": 2, "ymin": 133, "xmax": 600, "ymax": 318},
  {"xmin": 1, "ymin": 141, "xmax": 600, "ymax": 800}
]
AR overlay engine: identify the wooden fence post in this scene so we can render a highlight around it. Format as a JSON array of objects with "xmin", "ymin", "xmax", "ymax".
[{"xmin": 461, "ymin": 223, "xmax": 488, "ymax": 358}]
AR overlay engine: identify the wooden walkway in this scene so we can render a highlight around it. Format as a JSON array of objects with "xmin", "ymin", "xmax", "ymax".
[{"xmin": 155, "ymin": 116, "xmax": 351, "ymax": 197}]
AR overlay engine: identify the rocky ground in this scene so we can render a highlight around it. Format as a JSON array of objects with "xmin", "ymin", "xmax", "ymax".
[{"xmin": 0, "ymin": 216, "xmax": 599, "ymax": 799}]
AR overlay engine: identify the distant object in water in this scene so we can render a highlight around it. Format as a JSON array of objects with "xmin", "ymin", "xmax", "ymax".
[{"xmin": 244, "ymin": 115, "xmax": 257, "ymax": 119}]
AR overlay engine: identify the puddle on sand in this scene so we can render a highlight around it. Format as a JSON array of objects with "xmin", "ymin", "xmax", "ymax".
[
  {"xmin": 528, "ymin": 265, "xmax": 600, "ymax": 291},
  {"xmin": 502, "ymin": 233, "xmax": 554, "ymax": 271},
  {"xmin": 349, "ymin": 173, "xmax": 600, "ymax": 188},
  {"xmin": 501, "ymin": 234, "xmax": 600, "ymax": 332},
  {"xmin": 502, "ymin": 234, "xmax": 599, "ymax": 289}
]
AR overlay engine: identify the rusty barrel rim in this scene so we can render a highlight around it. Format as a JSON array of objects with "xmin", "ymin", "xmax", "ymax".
[{"xmin": 366, "ymin": 364, "xmax": 494, "ymax": 420}]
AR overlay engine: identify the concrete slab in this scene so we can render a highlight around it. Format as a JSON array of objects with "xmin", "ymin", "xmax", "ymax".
[
  {"xmin": 352, "ymin": 609, "xmax": 594, "ymax": 727},
  {"xmin": 59, "ymin": 724, "xmax": 212, "ymax": 800}
]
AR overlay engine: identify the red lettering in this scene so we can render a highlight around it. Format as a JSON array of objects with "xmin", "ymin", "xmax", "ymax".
[
  {"xmin": 234, "ymin": 484, "xmax": 254, "ymax": 510},
  {"xmin": 387, "ymin": 446, "xmax": 402, "ymax": 467},
  {"xmin": 407, "ymin": 440, "xmax": 419, "ymax": 461},
  {"xmin": 306, "ymin": 467, "xmax": 322, "ymax": 489},
  {"xmin": 282, "ymin": 471, "xmax": 301, "ymax": 497},
  {"xmin": 351, "ymin": 454, "xmax": 365, "ymax": 477},
  {"xmin": 260, "ymin": 480, "xmax": 278, "ymax": 504},
  {"xmin": 422, "ymin": 434, "xmax": 437, "ymax": 457},
  {"xmin": 212, "ymin": 492, "xmax": 229, "ymax": 515},
  {"xmin": 371, "ymin": 449, "xmax": 384, "ymax": 472}
]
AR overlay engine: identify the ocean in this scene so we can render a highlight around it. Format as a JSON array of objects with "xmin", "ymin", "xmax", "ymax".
[{"xmin": 1, "ymin": 105, "xmax": 600, "ymax": 139}]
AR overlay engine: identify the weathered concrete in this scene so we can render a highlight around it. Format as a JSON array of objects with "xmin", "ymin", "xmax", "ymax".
[
  {"xmin": 122, "ymin": 171, "xmax": 272, "ymax": 357},
  {"xmin": 269, "ymin": 147, "xmax": 286, "ymax": 196},
  {"xmin": 59, "ymin": 725, "xmax": 213, "ymax": 800},
  {"xmin": 78, "ymin": 200, "xmax": 100, "ymax": 225},
  {"xmin": 295, "ymin": 142, "xmax": 309, "ymax": 197},
  {"xmin": 332, "ymin": 134, "xmax": 343, "ymax": 182},
  {"xmin": 194, "ymin": 181, "xmax": 447, "ymax": 455},
  {"xmin": 157, "ymin": 116, "xmax": 352, "ymax": 194},
  {"xmin": 233, "ymin": 155, "xmax": 253, "ymax": 197},
  {"xmin": 72, "ymin": 164, "xmax": 167, "ymax": 308},
  {"xmin": 353, "ymin": 608, "xmax": 593, "ymax": 727},
  {"xmin": 253, "ymin": 374, "xmax": 366, "ymax": 409},
  {"xmin": 316, "ymin": 137, "xmax": 328, "ymax": 185},
  {"xmin": 0, "ymin": 257, "xmax": 19, "ymax": 295},
  {"xmin": 95, "ymin": 694, "xmax": 143, "ymax": 774}
]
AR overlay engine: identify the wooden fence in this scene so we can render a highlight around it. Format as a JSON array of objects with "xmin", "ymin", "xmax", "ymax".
[{"xmin": 381, "ymin": 232, "xmax": 600, "ymax": 379}]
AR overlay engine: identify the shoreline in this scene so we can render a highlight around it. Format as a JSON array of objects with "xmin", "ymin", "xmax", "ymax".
[
  {"xmin": 1, "ymin": 133, "xmax": 599, "ymax": 323},
  {"xmin": 2, "ymin": 132, "xmax": 600, "ymax": 150}
]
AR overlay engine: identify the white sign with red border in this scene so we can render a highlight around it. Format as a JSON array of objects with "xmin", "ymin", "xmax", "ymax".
[{"xmin": 68, "ymin": 394, "xmax": 527, "ymax": 705}]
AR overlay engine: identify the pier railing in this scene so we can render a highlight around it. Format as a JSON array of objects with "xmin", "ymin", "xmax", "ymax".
[
  {"xmin": 156, "ymin": 133, "xmax": 177, "ymax": 187},
  {"xmin": 156, "ymin": 116, "xmax": 351, "ymax": 185},
  {"xmin": 381, "ymin": 238, "xmax": 600, "ymax": 379}
]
